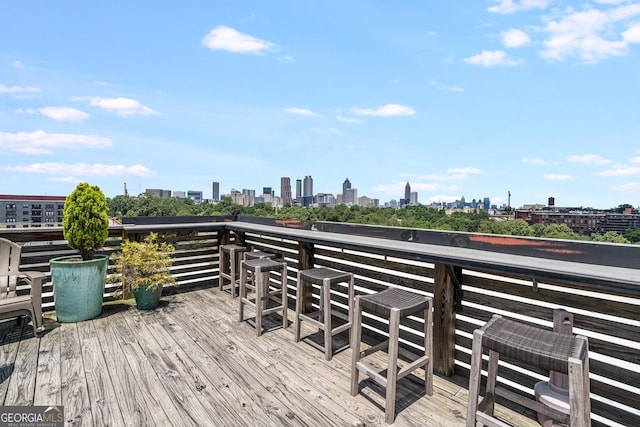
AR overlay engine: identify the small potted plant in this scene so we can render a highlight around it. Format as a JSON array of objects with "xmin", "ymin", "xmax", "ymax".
[
  {"xmin": 111, "ymin": 233, "xmax": 175, "ymax": 310},
  {"xmin": 50, "ymin": 182, "xmax": 110, "ymax": 322}
]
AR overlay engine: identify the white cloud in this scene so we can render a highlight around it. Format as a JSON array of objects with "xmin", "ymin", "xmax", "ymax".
[
  {"xmin": 285, "ymin": 107, "xmax": 318, "ymax": 116},
  {"xmin": 612, "ymin": 182, "xmax": 640, "ymax": 194},
  {"xmin": 0, "ymin": 83, "xmax": 41, "ymax": 94},
  {"xmin": 522, "ymin": 157, "xmax": 560, "ymax": 165},
  {"xmin": 278, "ymin": 55, "xmax": 294, "ymax": 63},
  {"xmin": 464, "ymin": 50, "xmax": 522, "ymax": 66},
  {"xmin": 430, "ymin": 80, "xmax": 464, "ymax": 92},
  {"xmin": 84, "ymin": 97, "xmax": 158, "ymax": 116},
  {"xmin": 629, "ymin": 156, "xmax": 640, "ymax": 164},
  {"xmin": 0, "ymin": 130, "xmax": 111, "ymax": 154},
  {"xmin": 201, "ymin": 26, "xmax": 275, "ymax": 55},
  {"xmin": 310, "ymin": 127, "xmax": 342, "ymax": 135},
  {"xmin": 502, "ymin": 29, "xmax": 531, "ymax": 47},
  {"xmin": 544, "ymin": 174, "xmax": 575, "ymax": 180},
  {"xmin": 567, "ymin": 154, "xmax": 611, "ymax": 165},
  {"xmin": 16, "ymin": 106, "xmax": 89, "ymax": 122},
  {"xmin": 336, "ymin": 115, "xmax": 364, "ymax": 124},
  {"xmin": 447, "ymin": 167, "xmax": 482, "ymax": 175},
  {"xmin": 351, "ymin": 104, "xmax": 415, "ymax": 117},
  {"xmin": 488, "ymin": 0, "xmax": 551, "ymax": 14},
  {"xmin": 597, "ymin": 166, "xmax": 640, "ymax": 176},
  {"xmin": 539, "ymin": 4, "xmax": 640, "ymax": 62},
  {"xmin": 4, "ymin": 162, "xmax": 154, "ymax": 177},
  {"xmin": 12, "ymin": 60, "xmax": 23, "ymax": 68}
]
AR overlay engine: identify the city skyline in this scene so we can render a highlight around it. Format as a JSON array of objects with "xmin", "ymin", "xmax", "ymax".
[{"xmin": 2, "ymin": 2, "xmax": 640, "ymax": 209}]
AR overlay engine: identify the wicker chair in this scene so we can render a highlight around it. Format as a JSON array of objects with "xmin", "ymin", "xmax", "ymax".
[
  {"xmin": 0, "ymin": 238, "xmax": 45, "ymax": 336},
  {"xmin": 466, "ymin": 315, "xmax": 591, "ymax": 427}
]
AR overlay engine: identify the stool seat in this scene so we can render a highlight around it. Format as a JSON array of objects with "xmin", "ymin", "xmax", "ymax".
[
  {"xmin": 466, "ymin": 314, "xmax": 591, "ymax": 427},
  {"xmin": 481, "ymin": 316, "xmax": 586, "ymax": 374},
  {"xmin": 299, "ymin": 267, "xmax": 352, "ymax": 284},
  {"xmin": 238, "ymin": 258, "xmax": 288, "ymax": 336},
  {"xmin": 359, "ymin": 287, "xmax": 431, "ymax": 318},
  {"xmin": 244, "ymin": 250, "xmax": 277, "ymax": 261},
  {"xmin": 295, "ymin": 267, "xmax": 355, "ymax": 360},
  {"xmin": 219, "ymin": 244, "xmax": 248, "ymax": 297},
  {"xmin": 242, "ymin": 257, "xmax": 284, "ymax": 272},
  {"xmin": 351, "ymin": 288, "xmax": 433, "ymax": 424}
]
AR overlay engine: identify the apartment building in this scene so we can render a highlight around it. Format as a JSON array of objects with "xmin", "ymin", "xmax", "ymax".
[{"xmin": 0, "ymin": 195, "xmax": 66, "ymax": 228}]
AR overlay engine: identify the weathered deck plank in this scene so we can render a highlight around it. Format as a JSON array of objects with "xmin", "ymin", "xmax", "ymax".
[
  {"xmin": 0, "ymin": 320, "xmax": 24, "ymax": 403},
  {"xmin": 76, "ymin": 320, "xmax": 124, "ymax": 426},
  {"xmin": 0, "ymin": 286, "xmax": 539, "ymax": 426},
  {"xmin": 33, "ymin": 322, "xmax": 61, "ymax": 406},
  {"xmin": 4, "ymin": 324, "xmax": 39, "ymax": 406},
  {"xmin": 101, "ymin": 309, "xmax": 183, "ymax": 426},
  {"xmin": 60, "ymin": 323, "xmax": 94, "ymax": 426}
]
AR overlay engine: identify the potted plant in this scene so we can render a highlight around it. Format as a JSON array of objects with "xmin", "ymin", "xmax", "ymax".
[
  {"xmin": 111, "ymin": 233, "xmax": 175, "ymax": 310},
  {"xmin": 49, "ymin": 182, "xmax": 110, "ymax": 322}
]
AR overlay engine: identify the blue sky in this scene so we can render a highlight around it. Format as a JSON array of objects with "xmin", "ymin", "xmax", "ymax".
[{"xmin": 1, "ymin": 0, "xmax": 640, "ymax": 209}]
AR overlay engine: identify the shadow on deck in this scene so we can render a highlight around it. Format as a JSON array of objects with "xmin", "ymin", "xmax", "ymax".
[{"xmin": 0, "ymin": 285, "xmax": 539, "ymax": 426}]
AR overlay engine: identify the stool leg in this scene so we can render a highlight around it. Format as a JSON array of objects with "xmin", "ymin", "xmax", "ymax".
[
  {"xmin": 255, "ymin": 267, "xmax": 264, "ymax": 336},
  {"xmin": 238, "ymin": 264, "xmax": 247, "ymax": 323},
  {"xmin": 466, "ymin": 328, "xmax": 485, "ymax": 427},
  {"xmin": 219, "ymin": 249, "xmax": 227, "ymax": 291},
  {"xmin": 486, "ymin": 350, "xmax": 499, "ymax": 416},
  {"xmin": 230, "ymin": 249, "xmax": 237, "ymax": 297},
  {"xmin": 350, "ymin": 296, "xmax": 363, "ymax": 396},
  {"xmin": 385, "ymin": 307, "xmax": 400, "ymax": 424},
  {"xmin": 424, "ymin": 299, "xmax": 433, "ymax": 396},
  {"xmin": 569, "ymin": 336, "xmax": 591, "ymax": 427},
  {"xmin": 347, "ymin": 274, "xmax": 355, "ymax": 330},
  {"xmin": 294, "ymin": 273, "xmax": 303, "ymax": 342},
  {"xmin": 323, "ymin": 278, "xmax": 332, "ymax": 361},
  {"xmin": 281, "ymin": 264, "xmax": 288, "ymax": 330}
]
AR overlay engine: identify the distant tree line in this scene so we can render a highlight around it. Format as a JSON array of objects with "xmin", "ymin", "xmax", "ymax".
[{"xmin": 107, "ymin": 194, "xmax": 638, "ymax": 244}]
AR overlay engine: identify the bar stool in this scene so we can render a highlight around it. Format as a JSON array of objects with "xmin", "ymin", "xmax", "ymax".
[
  {"xmin": 294, "ymin": 267, "xmax": 355, "ymax": 361},
  {"xmin": 219, "ymin": 244, "xmax": 248, "ymax": 297},
  {"xmin": 466, "ymin": 315, "xmax": 590, "ymax": 427},
  {"xmin": 238, "ymin": 258, "xmax": 288, "ymax": 336},
  {"xmin": 350, "ymin": 287, "xmax": 433, "ymax": 424}
]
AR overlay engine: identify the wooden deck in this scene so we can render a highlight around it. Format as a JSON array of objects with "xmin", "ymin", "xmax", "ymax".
[{"xmin": 0, "ymin": 286, "xmax": 539, "ymax": 426}]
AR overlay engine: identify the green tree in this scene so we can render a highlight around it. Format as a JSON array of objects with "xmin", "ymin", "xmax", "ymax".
[
  {"xmin": 590, "ymin": 231, "xmax": 630, "ymax": 244},
  {"xmin": 541, "ymin": 224, "xmax": 582, "ymax": 240},
  {"xmin": 624, "ymin": 228, "xmax": 640, "ymax": 244},
  {"xmin": 63, "ymin": 182, "xmax": 109, "ymax": 261}
]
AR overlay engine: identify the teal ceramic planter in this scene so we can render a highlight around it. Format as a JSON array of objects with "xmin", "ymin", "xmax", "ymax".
[
  {"xmin": 50, "ymin": 254, "xmax": 109, "ymax": 322},
  {"xmin": 134, "ymin": 284, "xmax": 163, "ymax": 310}
]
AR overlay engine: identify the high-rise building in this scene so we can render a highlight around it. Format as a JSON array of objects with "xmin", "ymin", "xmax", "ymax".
[
  {"xmin": 343, "ymin": 178, "xmax": 351, "ymax": 197},
  {"xmin": 346, "ymin": 188, "xmax": 357, "ymax": 206},
  {"xmin": 410, "ymin": 192, "xmax": 418, "ymax": 206},
  {"xmin": 280, "ymin": 177, "xmax": 293, "ymax": 206},
  {"xmin": 296, "ymin": 179, "xmax": 302, "ymax": 204},
  {"xmin": 404, "ymin": 182, "xmax": 411, "ymax": 201},
  {"xmin": 212, "ymin": 182, "xmax": 220, "ymax": 202},
  {"xmin": 302, "ymin": 176, "xmax": 313, "ymax": 207}
]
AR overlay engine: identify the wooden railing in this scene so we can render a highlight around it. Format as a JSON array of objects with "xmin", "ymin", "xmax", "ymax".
[{"xmin": 2, "ymin": 215, "xmax": 639, "ymax": 427}]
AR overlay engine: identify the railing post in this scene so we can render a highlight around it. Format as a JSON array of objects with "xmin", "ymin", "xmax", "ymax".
[
  {"xmin": 433, "ymin": 263, "xmax": 457, "ymax": 375},
  {"xmin": 298, "ymin": 241, "xmax": 315, "ymax": 312}
]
